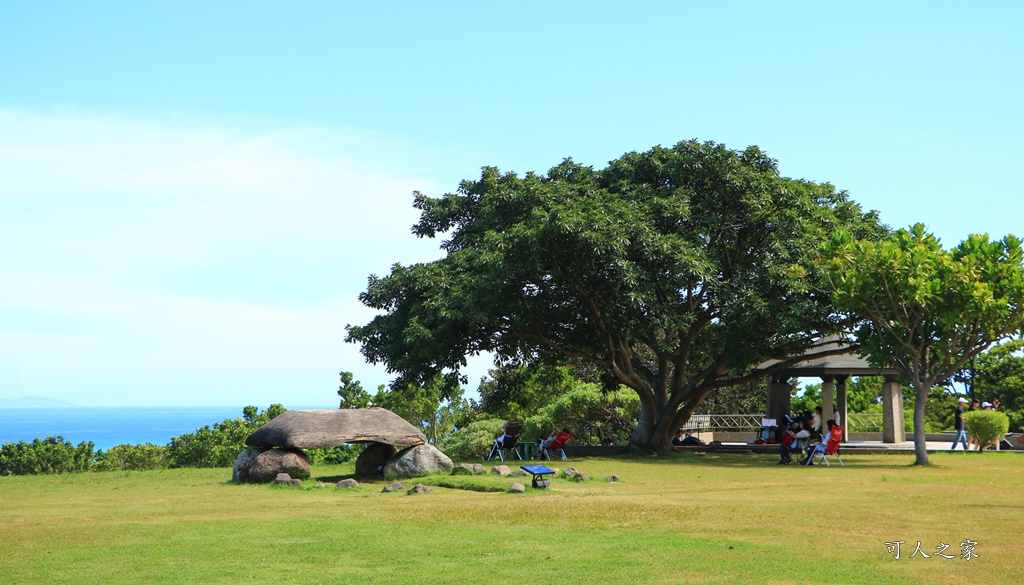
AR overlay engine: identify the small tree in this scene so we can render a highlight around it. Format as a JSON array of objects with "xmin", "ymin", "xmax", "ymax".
[
  {"xmin": 338, "ymin": 371, "xmax": 372, "ymax": 409},
  {"xmin": 825, "ymin": 225, "xmax": 1024, "ymax": 464},
  {"xmin": 964, "ymin": 410, "xmax": 1010, "ymax": 450}
]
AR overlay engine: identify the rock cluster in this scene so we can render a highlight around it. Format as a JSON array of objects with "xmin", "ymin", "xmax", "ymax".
[
  {"xmin": 234, "ymin": 408, "xmax": 454, "ymax": 483},
  {"xmin": 274, "ymin": 473, "xmax": 302, "ymax": 487},
  {"xmin": 233, "ymin": 449, "xmax": 311, "ymax": 483},
  {"xmin": 451, "ymin": 463, "xmax": 486, "ymax": 475}
]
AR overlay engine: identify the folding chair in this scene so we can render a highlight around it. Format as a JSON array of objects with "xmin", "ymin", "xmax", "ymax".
[
  {"xmin": 486, "ymin": 421, "xmax": 523, "ymax": 461},
  {"xmin": 805, "ymin": 425, "xmax": 845, "ymax": 467},
  {"xmin": 538, "ymin": 431, "xmax": 573, "ymax": 461}
]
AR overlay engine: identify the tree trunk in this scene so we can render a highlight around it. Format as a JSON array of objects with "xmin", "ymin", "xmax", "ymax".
[
  {"xmin": 628, "ymin": 394, "xmax": 675, "ymax": 452},
  {"xmin": 912, "ymin": 382, "xmax": 930, "ymax": 465}
]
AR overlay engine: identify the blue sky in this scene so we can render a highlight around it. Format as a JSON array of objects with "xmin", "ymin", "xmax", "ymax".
[{"xmin": 2, "ymin": 2, "xmax": 1022, "ymax": 407}]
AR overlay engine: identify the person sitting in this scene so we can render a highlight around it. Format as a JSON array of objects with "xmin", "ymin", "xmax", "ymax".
[
  {"xmin": 672, "ymin": 430, "xmax": 686, "ymax": 447},
  {"xmin": 779, "ymin": 423, "xmax": 798, "ymax": 464},
  {"xmin": 495, "ymin": 420, "xmax": 515, "ymax": 443},
  {"xmin": 681, "ymin": 432, "xmax": 705, "ymax": 446},
  {"xmin": 540, "ymin": 429, "xmax": 569, "ymax": 450},
  {"xmin": 803, "ymin": 419, "xmax": 838, "ymax": 466}
]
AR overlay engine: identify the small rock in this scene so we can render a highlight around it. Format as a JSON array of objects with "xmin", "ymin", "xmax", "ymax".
[
  {"xmin": 452, "ymin": 463, "xmax": 478, "ymax": 475},
  {"xmin": 336, "ymin": 478, "xmax": 361, "ymax": 489},
  {"xmin": 274, "ymin": 473, "xmax": 293, "ymax": 484},
  {"xmin": 604, "ymin": 475, "xmax": 620, "ymax": 482},
  {"xmin": 508, "ymin": 482, "xmax": 526, "ymax": 493},
  {"xmin": 470, "ymin": 463, "xmax": 486, "ymax": 474},
  {"xmin": 509, "ymin": 469, "xmax": 528, "ymax": 477},
  {"xmin": 561, "ymin": 467, "xmax": 578, "ymax": 478},
  {"xmin": 314, "ymin": 482, "xmax": 327, "ymax": 489},
  {"xmin": 569, "ymin": 472, "xmax": 591, "ymax": 482},
  {"xmin": 407, "ymin": 483, "xmax": 432, "ymax": 495},
  {"xmin": 382, "ymin": 482, "xmax": 405, "ymax": 493},
  {"xmin": 490, "ymin": 465, "xmax": 512, "ymax": 476},
  {"xmin": 289, "ymin": 479, "xmax": 303, "ymax": 487}
]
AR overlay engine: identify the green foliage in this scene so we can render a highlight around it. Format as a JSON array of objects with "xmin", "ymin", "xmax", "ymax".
[
  {"xmin": 0, "ymin": 405, "xmax": 299, "ymax": 475},
  {"xmin": 824, "ymin": 224, "xmax": 1024, "ymax": 464},
  {"xmin": 167, "ymin": 404, "xmax": 285, "ymax": 469},
  {"xmin": 522, "ymin": 386, "xmax": 640, "ymax": 448},
  {"xmin": 438, "ymin": 418, "xmax": 506, "ymax": 461},
  {"xmin": 338, "ymin": 370, "xmax": 372, "ymax": 409},
  {"xmin": 0, "ymin": 436, "xmax": 95, "ymax": 476},
  {"xmin": 477, "ymin": 364, "xmax": 578, "ymax": 422},
  {"xmin": 900, "ymin": 386, "xmax": 960, "ymax": 433},
  {"xmin": 440, "ymin": 384, "xmax": 639, "ymax": 460},
  {"xmin": 370, "ymin": 375, "xmax": 468, "ymax": 445},
  {"xmin": 964, "ymin": 410, "xmax": 1010, "ymax": 447},
  {"xmin": 95, "ymin": 443, "xmax": 169, "ymax": 472},
  {"xmin": 307, "ymin": 444, "xmax": 360, "ymax": 465},
  {"xmin": 960, "ymin": 339, "xmax": 1024, "ymax": 413},
  {"xmin": 348, "ymin": 140, "xmax": 883, "ymax": 450}
]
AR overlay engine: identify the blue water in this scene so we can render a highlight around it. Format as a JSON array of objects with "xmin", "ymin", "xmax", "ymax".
[{"xmin": 0, "ymin": 406, "xmax": 332, "ymax": 451}]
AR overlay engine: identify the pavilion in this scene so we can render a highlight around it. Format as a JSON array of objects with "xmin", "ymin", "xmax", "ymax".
[{"xmin": 759, "ymin": 338, "xmax": 906, "ymax": 443}]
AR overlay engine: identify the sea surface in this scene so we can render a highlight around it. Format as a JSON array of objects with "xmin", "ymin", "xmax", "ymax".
[{"xmin": 0, "ymin": 406, "xmax": 333, "ymax": 451}]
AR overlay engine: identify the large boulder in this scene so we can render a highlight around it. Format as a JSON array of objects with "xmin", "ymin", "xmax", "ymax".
[
  {"xmin": 382, "ymin": 444, "xmax": 454, "ymax": 479},
  {"xmin": 232, "ymin": 448, "xmax": 263, "ymax": 482},
  {"xmin": 354, "ymin": 442, "xmax": 398, "ymax": 477},
  {"xmin": 245, "ymin": 408, "xmax": 426, "ymax": 449},
  {"xmin": 233, "ymin": 448, "xmax": 310, "ymax": 483}
]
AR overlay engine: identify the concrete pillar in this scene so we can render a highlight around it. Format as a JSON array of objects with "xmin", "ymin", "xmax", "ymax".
[
  {"xmin": 833, "ymin": 376, "xmax": 848, "ymax": 441},
  {"xmin": 882, "ymin": 375, "xmax": 906, "ymax": 443},
  {"xmin": 767, "ymin": 376, "xmax": 792, "ymax": 421},
  {"xmin": 821, "ymin": 377, "xmax": 835, "ymax": 437}
]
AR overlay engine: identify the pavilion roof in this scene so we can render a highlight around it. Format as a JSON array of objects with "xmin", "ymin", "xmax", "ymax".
[{"xmin": 757, "ymin": 337, "xmax": 900, "ymax": 379}]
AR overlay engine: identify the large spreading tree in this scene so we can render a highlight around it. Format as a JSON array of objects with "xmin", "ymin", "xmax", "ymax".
[
  {"xmin": 824, "ymin": 224, "xmax": 1024, "ymax": 465},
  {"xmin": 347, "ymin": 140, "xmax": 884, "ymax": 450}
]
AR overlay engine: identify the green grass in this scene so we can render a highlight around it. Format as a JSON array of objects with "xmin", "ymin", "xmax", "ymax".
[{"xmin": 2, "ymin": 452, "xmax": 1022, "ymax": 584}]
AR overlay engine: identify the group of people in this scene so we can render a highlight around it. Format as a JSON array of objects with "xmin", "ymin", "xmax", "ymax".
[
  {"xmin": 777, "ymin": 407, "xmax": 839, "ymax": 465},
  {"xmin": 951, "ymin": 397, "xmax": 1004, "ymax": 451}
]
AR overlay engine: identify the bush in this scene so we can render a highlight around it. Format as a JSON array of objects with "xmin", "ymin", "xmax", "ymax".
[
  {"xmin": 522, "ymin": 386, "xmax": 639, "ymax": 447},
  {"xmin": 307, "ymin": 444, "xmax": 360, "ymax": 465},
  {"xmin": 167, "ymin": 404, "xmax": 285, "ymax": 468},
  {"xmin": 964, "ymin": 410, "xmax": 1010, "ymax": 448},
  {"xmin": 0, "ymin": 436, "xmax": 95, "ymax": 476},
  {"xmin": 95, "ymin": 443, "xmax": 169, "ymax": 472},
  {"xmin": 438, "ymin": 419, "xmax": 505, "ymax": 461}
]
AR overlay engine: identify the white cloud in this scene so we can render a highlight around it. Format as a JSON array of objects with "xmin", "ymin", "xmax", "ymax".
[{"xmin": 0, "ymin": 107, "xmax": 489, "ymax": 406}]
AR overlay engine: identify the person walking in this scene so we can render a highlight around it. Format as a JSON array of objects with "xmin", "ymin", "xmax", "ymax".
[{"xmin": 951, "ymin": 397, "xmax": 969, "ymax": 450}]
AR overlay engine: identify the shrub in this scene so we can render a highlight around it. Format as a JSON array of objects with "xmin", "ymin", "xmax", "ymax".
[
  {"xmin": 95, "ymin": 443, "xmax": 169, "ymax": 472},
  {"xmin": 167, "ymin": 404, "xmax": 284, "ymax": 468},
  {"xmin": 0, "ymin": 436, "xmax": 95, "ymax": 476},
  {"xmin": 964, "ymin": 410, "xmax": 1010, "ymax": 448},
  {"xmin": 307, "ymin": 444, "xmax": 360, "ymax": 465},
  {"xmin": 523, "ymin": 386, "xmax": 640, "ymax": 447},
  {"xmin": 438, "ymin": 419, "xmax": 505, "ymax": 461}
]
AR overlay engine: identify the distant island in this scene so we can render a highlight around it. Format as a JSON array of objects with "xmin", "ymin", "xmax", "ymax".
[{"xmin": 0, "ymin": 396, "xmax": 80, "ymax": 408}]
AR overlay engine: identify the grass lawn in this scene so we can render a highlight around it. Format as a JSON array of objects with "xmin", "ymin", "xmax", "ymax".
[{"xmin": 1, "ymin": 452, "xmax": 1022, "ymax": 584}]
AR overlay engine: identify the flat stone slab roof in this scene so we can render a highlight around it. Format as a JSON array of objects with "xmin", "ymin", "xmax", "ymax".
[{"xmin": 245, "ymin": 408, "xmax": 427, "ymax": 449}]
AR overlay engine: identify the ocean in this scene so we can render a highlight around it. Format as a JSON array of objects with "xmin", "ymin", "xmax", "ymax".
[{"xmin": 0, "ymin": 406, "xmax": 334, "ymax": 451}]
